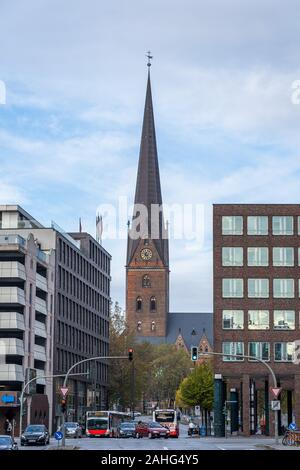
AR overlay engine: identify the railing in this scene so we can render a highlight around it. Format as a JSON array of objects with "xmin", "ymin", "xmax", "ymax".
[
  {"xmin": 0, "ymin": 312, "xmax": 25, "ymax": 330},
  {"xmin": 34, "ymin": 320, "xmax": 47, "ymax": 338},
  {"xmin": 0, "ymin": 337, "xmax": 24, "ymax": 356},
  {"xmin": 0, "ymin": 261, "xmax": 26, "ymax": 280},
  {"xmin": 36, "ymin": 273, "xmax": 48, "ymax": 292},
  {"xmin": 0, "ymin": 287, "xmax": 26, "ymax": 305},
  {"xmin": 35, "ymin": 297, "xmax": 47, "ymax": 315},
  {"xmin": 0, "ymin": 364, "xmax": 24, "ymax": 382},
  {"xmin": 0, "ymin": 234, "xmax": 26, "ymax": 247},
  {"xmin": 33, "ymin": 344, "xmax": 47, "ymax": 362}
]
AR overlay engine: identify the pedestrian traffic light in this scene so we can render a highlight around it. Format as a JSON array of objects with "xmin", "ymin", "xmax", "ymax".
[
  {"xmin": 61, "ymin": 398, "xmax": 67, "ymax": 414},
  {"xmin": 128, "ymin": 348, "xmax": 133, "ymax": 361},
  {"xmin": 191, "ymin": 346, "xmax": 198, "ymax": 361}
]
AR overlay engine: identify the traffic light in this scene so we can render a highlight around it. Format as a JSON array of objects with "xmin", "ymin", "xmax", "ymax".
[
  {"xmin": 191, "ymin": 346, "xmax": 198, "ymax": 361},
  {"xmin": 60, "ymin": 398, "xmax": 67, "ymax": 414},
  {"xmin": 128, "ymin": 348, "xmax": 133, "ymax": 361}
]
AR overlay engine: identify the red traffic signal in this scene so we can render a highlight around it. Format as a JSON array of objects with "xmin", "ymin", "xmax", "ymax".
[{"xmin": 128, "ymin": 348, "xmax": 134, "ymax": 361}]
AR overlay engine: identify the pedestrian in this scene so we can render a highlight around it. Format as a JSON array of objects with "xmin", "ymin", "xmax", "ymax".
[
  {"xmin": 6, "ymin": 421, "xmax": 12, "ymax": 435},
  {"xmin": 4, "ymin": 419, "xmax": 10, "ymax": 435}
]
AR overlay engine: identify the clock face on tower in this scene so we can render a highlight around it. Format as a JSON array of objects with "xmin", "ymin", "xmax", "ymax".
[{"xmin": 140, "ymin": 248, "xmax": 153, "ymax": 260}]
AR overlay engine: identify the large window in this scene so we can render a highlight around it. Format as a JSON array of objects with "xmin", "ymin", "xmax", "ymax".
[
  {"xmin": 248, "ymin": 310, "xmax": 269, "ymax": 330},
  {"xmin": 274, "ymin": 342, "xmax": 295, "ymax": 362},
  {"xmin": 142, "ymin": 275, "xmax": 151, "ymax": 288},
  {"xmin": 222, "ymin": 310, "xmax": 244, "ymax": 329},
  {"xmin": 150, "ymin": 296, "xmax": 156, "ymax": 311},
  {"xmin": 274, "ymin": 310, "xmax": 295, "ymax": 330},
  {"xmin": 249, "ymin": 342, "xmax": 270, "ymax": 361},
  {"xmin": 222, "ymin": 216, "xmax": 243, "ymax": 235},
  {"xmin": 136, "ymin": 297, "xmax": 142, "ymax": 311},
  {"xmin": 248, "ymin": 279, "xmax": 269, "ymax": 298},
  {"xmin": 273, "ymin": 247, "xmax": 294, "ymax": 266},
  {"xmin": 272, "ymin": 216, "xmax": 294, "ymax": 235},
  {"xmin": 247, "ymin": 247, "xmax": 269, "ymax": 266},
  {"xmin": 222, "ymin": 342, "xmax": 244, "ymax": 361},
  {"xmin": 273, "ymin": 279, "xmax": 294, "ymax": 298},
  {"xmin": 222, "ymin": 279, "xmax": 244, "ymax": 298},
  {"xmin": 247, "ymin": 216, "xmax": 268, "ymax": 235},
  {"xmin": 222, "ymin": 247, "xmax": 243, "ymax": 266}
]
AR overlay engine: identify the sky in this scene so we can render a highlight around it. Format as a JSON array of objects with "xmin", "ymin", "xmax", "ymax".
[{"xmin": 1, "ymin": 0, "xmax": 300, "ymax": 312}]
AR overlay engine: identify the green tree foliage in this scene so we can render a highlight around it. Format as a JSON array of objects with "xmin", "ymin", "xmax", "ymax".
[{"xmin": 178, "ymin": 362, "xmax": 214, "ymax": 411}]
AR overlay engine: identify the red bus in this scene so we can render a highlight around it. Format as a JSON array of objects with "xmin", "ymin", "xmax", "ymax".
[
  {"xmin": 153, "ymin": 409, "xmax": 179, "ymax": 437},
  {"xmin": 86, "ymin": 411, "xmax": 131, "ymax": 437}
]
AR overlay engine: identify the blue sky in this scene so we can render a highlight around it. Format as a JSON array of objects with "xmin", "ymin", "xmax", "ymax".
[{"xmin": 1, "ymin": 0, "xmax": 300, "ymax": 312}]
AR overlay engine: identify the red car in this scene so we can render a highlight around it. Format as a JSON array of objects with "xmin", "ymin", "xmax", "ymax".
[{"xmin": 135, "ymin": 421, "xmax": 170, "ymax": 439}]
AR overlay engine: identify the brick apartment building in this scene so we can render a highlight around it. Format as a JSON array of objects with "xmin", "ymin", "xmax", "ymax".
[{"xmin": 213, "ymin": 204, "xmax": 300, "ymax": 436}]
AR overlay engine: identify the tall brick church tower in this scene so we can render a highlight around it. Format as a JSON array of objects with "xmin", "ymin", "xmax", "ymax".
[{"xmin": 126, "ymin": 65, "xmax": 169, "ymax": 338}]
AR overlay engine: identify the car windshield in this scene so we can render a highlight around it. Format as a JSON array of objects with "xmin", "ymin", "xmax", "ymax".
[
  {"xmin": 120, "ymin": 422, "xmax": 135, "ymax": 429},
  {"xmin": 65, "ymin": 423, "xmax": 77, "ymax": 428},
  {"xmin": 149, "ymin": 422, "xmax": 163, "ymax": 428},
  {"xmin": 0, "ymin": 437, "xmax": 11, "ymax": 445},
  {"xmin": 87, "ymin": 418, "xmax": 108, "ymax": 430},
  {"xmin": 25, "ymin": 425, "xmax": 45, "ymax": 433}
]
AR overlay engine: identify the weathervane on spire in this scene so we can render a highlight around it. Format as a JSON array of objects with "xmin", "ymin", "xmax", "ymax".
[{"xmin": 146, "ymin": 51, "xmax": 153, "ymax": 68}]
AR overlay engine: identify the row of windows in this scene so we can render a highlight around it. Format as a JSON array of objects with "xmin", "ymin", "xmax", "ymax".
[
  {"xmin": 58, "ymin": 266, "xmax": 110, "ymax": 297},
  {"xmin": 57, "ymin": 293, "xmax": 110, "ymax": 331},
  {"xmin": 56, "ymin": 348, "xmax": 108, "ymax": 383},
  {"xmin": 222, "ymin": 309, "xmax": 300, "ymax": 330},
  {"xmin": 136, "ymin": 296, "xmax": 157, "ymax": 312},
  {"xmin": 222, "ymin": 278, "xmax": 300, "ymax": 298},
  {"xmin": 89, "ymin": 240, "xmax": 110, "ymax": 274},
  {"xmin": 222, "ymin": 341, "xmax": 295, "ymax": 362},
  {"xmin": 137, "ymin": 321, "xmax": 156, "ymax": 332},
  {"xmin": 58, "ymin": 238, "xmax": 110, "ymax": 277},
  {"xmin": 222, "ymin": 247, "xmax": 300, "ymax": 267},
  {"xmin": 58, "ymin": 276, "xmax": 110, "ymax": 312},
  {"xmin": 222, "ymin": 215, "xmax": 300, "ymax": 236},
  {"xmin": 57, "ymin": 321, "xmax": 108, "ymax": 356}
]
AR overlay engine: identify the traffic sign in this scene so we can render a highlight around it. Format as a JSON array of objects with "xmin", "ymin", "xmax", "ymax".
[
  {"xmin": 288, "ymin": 422, "xmax": 297, "ymax": 431},
  {"xmin": 271, "ymin": 400, "xmax": 281, "ymax": 411},
  {"xmin": 60, "ymin": 387, "xmax": 69, "ymax": 397},
  {"xmin": 54, "ymin": 431, "xmax": 63, "ymax": 441},
  {"xmin": 270, "ymin": 387, "xmax": 282, "ymax": 399}
]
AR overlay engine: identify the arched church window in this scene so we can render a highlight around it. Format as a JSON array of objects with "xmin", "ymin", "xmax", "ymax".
[
  {"xmin": 205, "ymin": 346, "xmax": 208, "ymax": 353},
  {"xmin": 151, "ymin": 321, "xmax": 156, "ymax": 331},
  {"xmin": 150, "ymin": 296, "xmax": 156, "ymax": 312},
  {"xmin": 199, "ymin": 346, "xmax": 203, "ymax": 353},
  {"xmin": 137, "ymin": 321, "xmax": 142, "ymax": 332},
  {"xmin": 136, "ymin": 296, "xmax": 142, "ymax": 311},
  {"xmin": 142, "ymin": 275, "xmax": 151, "ymax": 288}
]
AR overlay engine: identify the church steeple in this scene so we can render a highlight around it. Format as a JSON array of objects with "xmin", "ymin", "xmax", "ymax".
[{"xmin": 127, "ymin": 67, "xmax": 169, "ymax": 266}]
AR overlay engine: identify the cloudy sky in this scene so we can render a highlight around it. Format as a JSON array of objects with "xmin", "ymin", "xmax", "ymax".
[{"xmin": 1, "ymin": 0, "xmax": 300, "ymax": 312}]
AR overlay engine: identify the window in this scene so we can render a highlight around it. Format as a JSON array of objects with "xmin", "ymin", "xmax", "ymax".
[
  {"xmin": 249, "ymin": 342, "xmax": 270, "ymax": 361},
  {"xmin": 273, "ymin": 279, "xmax": 294, "ymax": 298},
  {"xmin": 222, "ymin": 216, "xmax": 243, "ymax": 235},
  {"xmin": 150, "ymin": 296, "xmax": 156, "ymax": 311},
  {"xmin": 272, "ymin": 216, "xmax": 293, "ymax": 235},
  {"xmin": 137, "ymin": 321, "xmax": 142, "ymax": 332},
  {"xmin": 222, "ymin": 310, "xmax": 244, "ymax": 329},
  {"xmin": 142, "ymin": 275, "xmax": 151, "ymax": 288},
  {"xmin": 136, "ymin": 297, "xmax": 142, "ymax": 311},
  {"xmin": 247, "ymin": 247, "xmax": 269, "ymax": 266},
  {"xmin": 222, "ymin": 342, "xmax": 244, "ymax": 361},
  {"xmin": 222, "ymin": 247, "xmax": 243, "ymax": 266},
  {"xmin": 248, "ymin": 279, "xmax": 269, "ymax": 298},
  {"xmin": 274, "ymin": 310, "xmax": 295, "ymax": 330},
  {"xmin": 151, "ymin": 321, "xmax": 156, "ymax": 332},
  {"xmin": 274, "ymin": 342, "xmax": 295, "ymax": 362},
  {"xmin": 248, "ymin": 310, "xmax": 269, "ymax": 330},
  {"xmin": 273, "ymin": 247, "xmax": 294, "ymax": 266},
  {"xmin": 222, "ymin": 279, "xmax": 243, "ymax": 298},
  {"xmin": 247, "ymin": 216, "xmax": 268, "ymax": 235}
]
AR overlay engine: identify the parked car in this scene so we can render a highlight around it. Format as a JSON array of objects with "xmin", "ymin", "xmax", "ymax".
[
  {"xmin": 136, "ymin": 421, "xmax": 169, "ymax": 439},
  {"xmin": 0, "ymin": 435, "xmax": 18, "ymax": 451},
  {"xmin": 64, "ymin": 422, "xmax": 83, "ymax": 438},
  {"xmin": 117, "ymin": 421, "xmax": 136, "ymax": 438},
  {"xmin": 133, "ymin": 412, "xmax": 142, "ymax": 418},
  {"xmin": 21, "ymin": 425, "xmax": 50, "ymax": 446}
]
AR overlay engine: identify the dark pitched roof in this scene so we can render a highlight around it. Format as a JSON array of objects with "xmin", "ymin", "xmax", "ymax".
[
  {"xmin": 127, "ymin": 71, "xmax": 168, "ymax": 266},
  {"xmin": 136, "ymin": 312, "xmax": 213, "ymax": 350}
]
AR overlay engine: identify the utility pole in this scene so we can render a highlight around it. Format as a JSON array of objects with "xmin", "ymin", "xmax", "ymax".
[{"xmin": 131, "ymin": 360, "xmax": 135, "ymax": 420}]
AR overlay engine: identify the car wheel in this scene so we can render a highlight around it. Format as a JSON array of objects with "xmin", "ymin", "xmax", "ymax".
[
  {"xmin": 21, "ymin": 442, "xmax": 24, "ymax": 447},
  {"xmin": 164, "ymin": 435, "xmax": 169, "ymax": 439}
]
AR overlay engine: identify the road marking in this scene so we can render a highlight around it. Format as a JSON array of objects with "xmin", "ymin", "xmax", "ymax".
[
  {"xmin": 216, "ymin": 446, "xmax": 226, "ymax": 450},
  {"xmin": 163, "ymin": 446, "xmax": 168, "ymax": 450}
]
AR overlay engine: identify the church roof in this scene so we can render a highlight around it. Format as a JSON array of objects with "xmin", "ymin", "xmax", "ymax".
[
  {"xmin": 127, "ymin": 71, "xmax": 169, "ymax": 266},
  {"xmin": 137, "ymin": 312, "xmax": 213, "ymax": 350}
]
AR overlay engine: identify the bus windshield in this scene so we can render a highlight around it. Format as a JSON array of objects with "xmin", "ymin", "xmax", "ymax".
[
  {"xmin": 154, "ymin": 411, "xmax": 175, "ymax": 423},
  {"xmin": 87, "ymin": 418, "xmax": 108, "ymax": 430}
]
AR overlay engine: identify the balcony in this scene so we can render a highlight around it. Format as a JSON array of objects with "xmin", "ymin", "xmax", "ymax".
[
  {"xmin": 0, "ymin": 261, "xmax": 26, "ymax": 280},
  {"xmin": 0, "ymin": 234, "xmax": 26, "ymax": 248},
  {"xmin": 36, "ymin": 273, "xmax": 48, "ymax": 292},
  {"xmin": 0, "ymin": 364, "xmax": 24, "ymax": 382},
  {"xmin": 34, "ymin": 344, "xmax": 46, "ymax": 362},
  {"xmin": 35, "ymin": 297, "xmax": 47, "ymax": 315},
  {"xmin": 37, "ymin": 250, "xmax": 48, "ymax": 264},
  {"xmin": 0, "ymin": 338, "xmax": 24, "ymax": 356},
  {"xmin": 36, "ymin": 369, "xmax": 46, "ymax": 385},
  {"xmin": 34, "ymin": 320, "xmax": 47, "ymax": 338},
  {"xmin": 0, "ymin": 312, "xmax": 25, "ymax": 330},
  {"xmin": 0, "ymin": 287, "xmax": 25, "ymax": 305}
]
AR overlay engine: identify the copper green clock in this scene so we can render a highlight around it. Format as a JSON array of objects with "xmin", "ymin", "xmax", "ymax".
[{"xmin": 140, "ymin": 248, "xmax": 153, "ymax": 260}]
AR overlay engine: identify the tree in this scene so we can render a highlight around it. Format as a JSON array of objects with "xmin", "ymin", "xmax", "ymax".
[{"xmin": 178, "ymin": 362, "xmax": 214, "ymax": 411}]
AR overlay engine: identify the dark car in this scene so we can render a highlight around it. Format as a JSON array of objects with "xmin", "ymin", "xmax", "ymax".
[
  {"xmin": 64, "ymin": 422, "xmax": 83, "ymax": 438},
  {"xmin": 21, "ymin": 425, "xmax": 50, "ymax": 446},
  {"xmin": 0, "ymin": 435, "xmax": 18, "ymax": 451},
  {"xmin": 136, "ymin": 421, "xmax": 169, "ymax": 439},
  {"xmin": 117, "ymin": 421, "xmax": 136, "ymax": 438}
]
